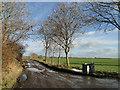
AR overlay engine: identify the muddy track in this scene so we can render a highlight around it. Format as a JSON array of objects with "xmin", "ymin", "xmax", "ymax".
[{"xmin": 14, "ymin": 59, "xmax": 119, "ymax": 88}]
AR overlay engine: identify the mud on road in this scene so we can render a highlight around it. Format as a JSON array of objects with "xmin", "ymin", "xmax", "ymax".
[{"xmin": 14, "ymin": 59, "xmax": 119, "ymax": 88}]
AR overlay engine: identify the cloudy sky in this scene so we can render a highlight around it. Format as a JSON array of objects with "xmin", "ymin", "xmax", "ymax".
[{"xmin": 20, "ymin": 2, "xmax": 118, "ymax": 58}]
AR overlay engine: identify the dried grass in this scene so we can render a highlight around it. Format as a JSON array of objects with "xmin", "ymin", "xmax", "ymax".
[{"xmin": 2, "ymin": 41, "xmax": 24, "ymax": 88}]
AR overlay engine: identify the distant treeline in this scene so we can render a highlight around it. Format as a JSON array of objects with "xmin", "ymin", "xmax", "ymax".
[
  {"xmin": 23, "ymin": 55, "xmax": 116, "ymax": 60},
  {"xmin": 48, "ymin": 57, "xmax": 116, "ymax": 59}
]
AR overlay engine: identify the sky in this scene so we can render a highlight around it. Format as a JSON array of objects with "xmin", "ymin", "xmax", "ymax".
[
  {"xmin": 26, "ymin": 2, "xmax": 59, "ymax": 24},
  {"xmin": 20, "ymin": 2, "xmax": 118, "ymax": 58}
]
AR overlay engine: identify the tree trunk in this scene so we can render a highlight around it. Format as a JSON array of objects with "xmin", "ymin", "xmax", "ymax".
[
  {"xmin": 65, "ymin": 51, "xmax": 70, "ymax": 67},
  {"xmin": 52, "ymin": 47, "xmax": 55, "ymax": 64},
  {"xmin": 45, "ymin": 48, "xmax": 48, "ymax": 62},
  {"xmin": 58, "ymin": 47, "xmax": 61, "ymax": 65}
]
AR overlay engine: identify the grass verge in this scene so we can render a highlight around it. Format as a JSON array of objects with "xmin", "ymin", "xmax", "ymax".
[
  {"xmin": 2, "ymin": 60, "xmax": 23, "ymax": 88},
  {"xmin": 36, "ymin": 58, "xmax": 119, "ymax": 73},
  {"xmin": 34, "ymin": 59, "xmax": 119, "ymax": 79}
]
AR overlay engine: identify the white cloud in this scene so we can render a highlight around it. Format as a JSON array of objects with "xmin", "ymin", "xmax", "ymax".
[
  {"xmin": 86, "ymin": 31, "xmax": 96, "ymax": 35},
  {"xmin": 73, "ymin": 30, "xmax": 118, "ymax": 50},
  {"xmin": 70, "ymin": 30, "xmax": 118, "ymax": 58},
  {"xmin": 73, "ymin": 37, "xmax": 117, "ymax": 50},
  {"xmin": 70, "ymin": 47, "xmax": 118, "ymax": 58},
  {"xmin": 20, "ymin": 40, "xmax": 44, "ymax": 56}
]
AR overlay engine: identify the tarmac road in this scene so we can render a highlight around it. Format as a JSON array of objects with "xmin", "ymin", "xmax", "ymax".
[{"xmin": 14, "ymin": 59, "xmax": 119, "ymax": 89}]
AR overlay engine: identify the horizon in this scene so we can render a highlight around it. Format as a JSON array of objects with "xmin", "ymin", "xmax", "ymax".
[{"xmin": 23, "ymin": 55, "xmax": 119, "ymax": 59}]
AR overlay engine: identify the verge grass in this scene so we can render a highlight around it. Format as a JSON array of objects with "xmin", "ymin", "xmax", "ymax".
[
  {"xmin": 2, "ymin": 60, "xmax": 23, "ymax": 88},
  {"xmin": 36, "ymin": 58, "xmax": 118, "ymax": 73}
]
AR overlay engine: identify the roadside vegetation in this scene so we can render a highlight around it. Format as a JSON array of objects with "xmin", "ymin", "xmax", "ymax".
[
  {"xmin": 35, "ymin": 58, "xmax": 119, "ymax": 78},
  {"xmin": 36, "ymin": 58, "xmax": 118, "ymax": 73},
  {"xmin": 2, "ymin": 41, "xmax": 24, "ymax": 88},
  {"xmin": 1, "ymin": 2, "xmax": 33, "ymax": 88}
]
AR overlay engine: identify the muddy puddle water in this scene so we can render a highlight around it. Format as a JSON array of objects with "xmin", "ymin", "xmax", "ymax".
[{"xmin": 15, "ymin": 59, "xmax": 119, "ymax": 88}]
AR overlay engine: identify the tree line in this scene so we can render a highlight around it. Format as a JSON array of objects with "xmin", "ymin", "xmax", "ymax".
[{"xmin": 37, "ymin": 2, "xmax": 119, "ymax": 67}]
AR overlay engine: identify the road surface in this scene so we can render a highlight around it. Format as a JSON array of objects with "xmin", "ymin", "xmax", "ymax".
[{"xmin": 14, "ymin": 59, "xmax": 119, "ymax": 88}]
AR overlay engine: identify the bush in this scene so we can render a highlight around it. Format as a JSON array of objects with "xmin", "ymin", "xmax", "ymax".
[
  {"xmin": 30, "ymin": 53, "xmax": 38, "ymax": 60},
  {"xmin": 2, "ymin": 41, "xmax": 25, "ymax": 68},
  {"xmin": 2, "ymin": 40, "xmax": 25, "ymax": 88}
]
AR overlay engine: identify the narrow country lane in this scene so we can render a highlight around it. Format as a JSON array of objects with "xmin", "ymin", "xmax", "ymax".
[{"xmin": 14, "ymin": 59, "xmax": 119, "ymax": 88}]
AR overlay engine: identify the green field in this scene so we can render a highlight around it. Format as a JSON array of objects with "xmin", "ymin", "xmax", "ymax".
[{"xmin": 36, "ymin": 58, "xmax": 119, "ymax": 73}]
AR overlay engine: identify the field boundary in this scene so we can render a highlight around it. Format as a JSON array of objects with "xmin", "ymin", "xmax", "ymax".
[{"xmin": 33, "ymin": 59, "xmax": 120, "ymax": 79}]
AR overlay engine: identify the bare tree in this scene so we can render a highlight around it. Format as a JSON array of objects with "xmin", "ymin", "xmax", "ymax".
[
  {"xmin": 1, "ymin": 2, "xmax": 33, "ymax": 44},
  {"xmin": 83, "ymin": 2, "xmax": 120, "ymax": 31},
  {"xmin": 39, "ymin": 21, "xmax": 52, "ymax": 62},
  {"xmin": 47, "ymin": 3, "xmax": 87, "ymax": 67},
  {"xmin": 58, "ymin": 46, "xmax": 62, "ymax": 65}
]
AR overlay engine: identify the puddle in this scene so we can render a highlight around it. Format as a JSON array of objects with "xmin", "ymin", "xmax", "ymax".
[
  {"xmin": 27, "ymin": 68, "xmax": 45, "ymax": 73},
  {"xmin": 22, "ymin": 74, "xmax": 27, "ymax": 81},
  {"xmin": 46, "ymin": 69, "xmax": 56, "ymax": 73},
  {"xmin": 27, "ymin": 63, "xmax": 31, "ymax": 67},
  {"xmin": 72, "ymin": 68, "xmax": 82, "ymax": 72}
]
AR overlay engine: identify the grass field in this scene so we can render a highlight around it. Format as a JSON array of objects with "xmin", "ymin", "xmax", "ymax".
[{"xmin": 36, "ymin": 58, "xmax": 119, "ymax": 73}]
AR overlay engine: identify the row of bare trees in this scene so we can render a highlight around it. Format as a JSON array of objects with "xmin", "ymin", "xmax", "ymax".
[{"xmin": 37, "ymin": 2, "xmax": 119, "ymax": 67}]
